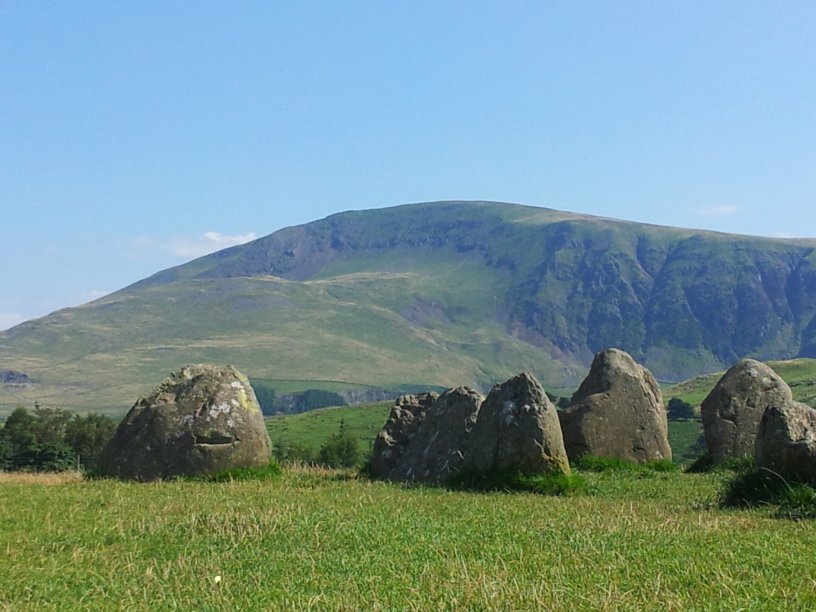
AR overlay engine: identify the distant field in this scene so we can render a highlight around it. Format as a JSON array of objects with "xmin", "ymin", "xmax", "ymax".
[
  {"xmin": 266, "ymin": 401, "xmax": 392, "ymax": 456},
  {"xmin": 2, "ymin": 467, "xmax": 815, "ymax": 609}
]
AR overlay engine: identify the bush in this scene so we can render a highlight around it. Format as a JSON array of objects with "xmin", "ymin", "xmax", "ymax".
[
  {"xmin": 317, "ymin": 426, "xmax": 360, "ymax": 469},
  {"xmin": 720, "ymin": 465, "xmax": 816, "ymax": 519},
  {"xmin": 667, "ymin": 397, "xmax": 696, "ymax": 420},
  {"xmin": 0, "ymin": 406, "xmax": 116, "ymax": 472},
  {"xmin": 272, "ymin": 439, "xmax": 315, "ymax": 464}
]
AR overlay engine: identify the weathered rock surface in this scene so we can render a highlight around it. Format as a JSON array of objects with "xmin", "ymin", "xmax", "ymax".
[
  {"xmin": 464, "ymin": 373, "xmax": 570, "ymax": 475},
  {"xmin": 559, "ymin": 348, "xmax": 671, "ymax": 463},
  {"xmin": 701, "ymin": 359, "xmax": 792, "ymax": 464},
  {"xmin": 100, "ymin": 364, "xmax": 271, "ymax": 481},
  {"xmin": 387, "ymin": 387, "xmax": 482, "ymax": 483},
  {"xmin": 755, "ymin": 400, "xmax": 816, "ymax": 485},
  {"xmin": 369, "ymin": 392, "xmax": 438, "ymax": 480}
]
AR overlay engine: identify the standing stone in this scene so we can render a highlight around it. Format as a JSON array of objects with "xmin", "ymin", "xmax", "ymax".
[
  {"xmin": 387, "ymin": 387, "xmax": 483, "ymax": 483},
  {"xmin": 701, "ymin": 359, "xmax": 792, "ymax": 464},
  {"xmin": 755, "ymin": 399, "xmax": 816, "ymax": 485},
  {"xmin": 369, "ymin": 392, "xmax": 438, "ymax": 480},
  {"xmin": 559, "ymin": 348, "xmax": 671, "ymax": 463},
  {"xmin": 100, "ymin": 364, "xmax": 271, "ymax": 481},
  {"xmin": 464, "ymin": 372, "xmax": 570, "ymax": 475}
]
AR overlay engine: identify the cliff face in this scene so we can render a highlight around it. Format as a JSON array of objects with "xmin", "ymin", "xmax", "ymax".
[{"xmin": 151, "ymin": 201, "xmax": 816, "ymax": 380}]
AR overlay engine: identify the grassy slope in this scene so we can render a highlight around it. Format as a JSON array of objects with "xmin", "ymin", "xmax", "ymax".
[
  {"xmin": 0, "ymin": 255, "xmax": 567, "ymax": 416},
  {"xmin": 2, "ymin": 468, "xmax": 815, "ymax": 609}
]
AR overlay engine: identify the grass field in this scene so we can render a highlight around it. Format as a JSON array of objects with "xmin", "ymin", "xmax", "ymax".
[{"xmin": 2, "ymin": 467, "xmax": 815, "ymax": 609}]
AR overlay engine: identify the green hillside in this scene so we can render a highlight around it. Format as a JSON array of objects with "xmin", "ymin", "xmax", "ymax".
[{"xmin": 3, "ymin": 201, "xmax": 816, "ymax": 416}]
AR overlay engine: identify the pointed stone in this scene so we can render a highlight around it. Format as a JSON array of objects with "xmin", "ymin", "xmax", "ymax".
[
  {"xmin": 559, "ymin": 348, "xmax": 671, "ymax": 463},
  {"xmin": 465, "ymin": 372, "xmax": 570, "ymax": 475}
]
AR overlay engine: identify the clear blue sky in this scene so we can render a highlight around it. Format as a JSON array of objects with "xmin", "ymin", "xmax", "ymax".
[{"xmin": 2, "ymin": 1, "xmax": 815, "ymax": 329}]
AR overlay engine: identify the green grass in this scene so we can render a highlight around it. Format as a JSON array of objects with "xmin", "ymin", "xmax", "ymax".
[
  {"xmin": 185, "ymin": 461, "xmax": 282, "ymax": 483},
  {"xmin": 572, "ymin": 455, "xmax": 678, "ymax": 473},
  {"xmin": 2, "ymin": 467, "xmax": 816, "ymax": 609},
  {"xmin": 266, "ymin": 401, "xmax": 393, "ymax": 456}
]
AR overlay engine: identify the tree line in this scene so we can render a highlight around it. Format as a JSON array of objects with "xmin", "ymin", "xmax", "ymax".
[{"xmin": 0, "ymin": 404, "xmax": 116, "ymax": 472}]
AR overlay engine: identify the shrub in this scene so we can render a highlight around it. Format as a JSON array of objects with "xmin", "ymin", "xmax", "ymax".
[
  {"xmin": 667, "ymin": 397, "xmax": 696, "ymax": 420},
  {"xmin": 317, "ymin": 432, "xmax": 360, "ymax": 468},
  {"xmin": 720, "ymin": 466, "xmax": 816, "ymax": 520}
]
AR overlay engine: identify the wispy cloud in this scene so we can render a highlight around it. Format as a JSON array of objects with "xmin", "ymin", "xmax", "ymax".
[
  {"xmin": 698, "ymin": 204, "xmax": 738, "ymax": 217},
  {"xmin": 131, "ymin": 231, "xmax": 258, "ymax": 260}
]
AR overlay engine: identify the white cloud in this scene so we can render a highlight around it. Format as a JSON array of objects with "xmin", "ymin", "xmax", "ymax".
[
  {"xmin": 698, "ymin": 204, "xmax": 738, "ymax": 217},
  {"xmin": 0, "ymin": 312, "xmax": 26, "ymax": 331},
  {"xmin": 131, "ymin": 231, "xmax": 258, "ymax": 260}
]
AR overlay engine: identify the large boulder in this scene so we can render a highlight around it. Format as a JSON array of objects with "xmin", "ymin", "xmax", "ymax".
[
  {"xmin": 386, "ymin": 387, "xmax": 483, "ymax": 483},
  {"xmin": 100, "ymin": 364, "xmax": 271, "ymax": 481},
  {"xmin": 369, "ymin": 392, "xmax": 438, "ymax": 479},
  {"xmin": 464, "ymin": 373, "xmax": 570, "ymax": 475},
  {"xmin": 701, "ymin": 359, "xmax": 792, "ymax": 464},
  {"xmin": 755, "ymin": 400, "xmax": 816, "ymax": 485},
  {"xmin": 559, "ymin": 348, "xmax": 671, "ymax": 463}
]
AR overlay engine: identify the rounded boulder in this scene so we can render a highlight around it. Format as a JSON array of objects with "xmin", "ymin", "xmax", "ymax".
[{"xmin": 100, "ymin": 364, "xmax": 271, "ymax": 481}]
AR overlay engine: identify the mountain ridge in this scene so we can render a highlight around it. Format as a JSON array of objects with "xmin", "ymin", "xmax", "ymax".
[{"xmin": 2, "ymin": 201, "xmax": 816, "ymax": 414}]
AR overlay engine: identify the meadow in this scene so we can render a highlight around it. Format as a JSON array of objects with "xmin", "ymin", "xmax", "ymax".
[{"xmin": 2, "ymin": 465, "xmax": 815, "ymax": 610}]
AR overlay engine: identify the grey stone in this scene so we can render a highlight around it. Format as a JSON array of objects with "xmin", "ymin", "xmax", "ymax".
[
  {"xmin": 464, "ymin": 372, "xmax": 570, "ymax": 475},
  {"xmin": 388, "ymin": 387, "xmax": 482, "ymax": 483},
  {"xmin": 755, "ymin": 399, "xmax": 816, "ymax": 485},
  {"xmin": 559, "ymin": 348, "xmax": 671, "ymax": 463},
  {"xmin": 701, "ymin": 359, "xmax": 792, "ymax": 464},
  {"xmin": 369, "ymin": 392, "xmax": 438, "ymax": 480},
  {"xmin": 100, "ymin": 364, "xmax": 271, "ymax": 481}
]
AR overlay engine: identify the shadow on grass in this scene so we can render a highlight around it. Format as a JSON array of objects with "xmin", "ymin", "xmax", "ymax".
[
  {"xmin": 445, "ymin": 469, "xmax": 588, "ymax": 496},
  {"xmin": 720, "ymin": 466, "xmax": 816, "ymax": 520}
]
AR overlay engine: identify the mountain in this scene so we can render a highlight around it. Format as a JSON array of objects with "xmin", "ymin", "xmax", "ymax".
[{"xmin": 2, "ymin": 201, "xmax": 816, "ymax": 415}]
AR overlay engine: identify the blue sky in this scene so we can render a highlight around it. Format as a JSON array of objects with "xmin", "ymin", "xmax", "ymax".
[{"xmin": 2, "ymin": 1, "xmax": 815, "ymax": 329}]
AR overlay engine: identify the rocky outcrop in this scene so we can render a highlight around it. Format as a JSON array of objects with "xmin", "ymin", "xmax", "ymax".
[
  {"xmin": 755, "ymin": 400, "xmax": 816, "ymax": 485},
  {"xmin": 369, "ymin": 392, "xmax": 438, "ymax": 480},
  {"xmin": 464, "ymin": 373, "xmax": 570, "ymax": 475},
  {"xmin": 100, "ymin": 364, "xmax": 271, "ymax": 481},
  {"xmin": 559, "ymin": 348, "xmax": 671, "ymax": 463},
  {"xmin": 383, "ymin": 387, "xmax": 482, "ymax": 483},
  {"xmin": 701, "ymin": 359, "xmax": 792, "ymax": 464}
]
